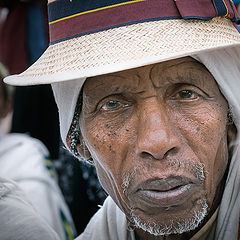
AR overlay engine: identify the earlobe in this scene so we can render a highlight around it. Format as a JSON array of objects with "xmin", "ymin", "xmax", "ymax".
[
  {"xmin": 76, "ymin": 141, "xmax": 91, "ymax": 160},
  {"xmin": 76, "ymin": 135, "xmax": 92, "ymax": 161}
]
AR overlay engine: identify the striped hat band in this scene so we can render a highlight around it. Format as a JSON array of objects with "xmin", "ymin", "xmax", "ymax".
[{"xmin": 48, "ymin": 0, "xmax": 240, "ymax": 44}]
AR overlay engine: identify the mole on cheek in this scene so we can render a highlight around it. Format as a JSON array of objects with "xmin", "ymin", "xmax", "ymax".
[
  {"xmin": 196, "ymin": 126, "xmax": 200, "ymax": 131},
  {"xmin": 105, "ymin": 123, "xmax": 110, "ymax": 128}
]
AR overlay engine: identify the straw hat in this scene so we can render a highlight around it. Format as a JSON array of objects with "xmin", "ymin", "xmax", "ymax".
[{"xmin": 4, "ymin": 0, "xmax": 240, "ymax": 86}]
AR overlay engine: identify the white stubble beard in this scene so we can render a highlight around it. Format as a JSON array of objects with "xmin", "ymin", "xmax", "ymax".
[
  {"xmin": 130, "ymin": 197, "xmax": 208, "ymax": 237},
  {"xmin": 124, "ymin": 162, "xmax": 208, "ymax": 237}
]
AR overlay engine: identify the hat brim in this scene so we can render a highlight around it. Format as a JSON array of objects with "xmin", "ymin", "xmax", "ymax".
[{"xmin": 4, "ymin": 17, "xmax": 240, "ymax": 86}]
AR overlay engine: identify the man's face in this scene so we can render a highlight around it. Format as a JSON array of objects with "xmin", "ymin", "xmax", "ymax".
[{"xmin": 79, "ymin": 57, "xmax": 230, "ymax": 236}]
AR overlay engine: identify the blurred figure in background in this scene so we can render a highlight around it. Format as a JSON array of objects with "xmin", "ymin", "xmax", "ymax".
[
  {"xmin": 0, "ymin": 0, "xmax": 107, "ymax": 234},
  {"xmin": 0, "ymin": 0, "xmax": 60, "ymax": 160},
  {"xmin": 0, "ymin": 177, "xmax": 60, "ymax": 240},
  {"xmin": 0, "ymin": 62, "xmax": 12, "ymax": 135},
  {"xmin": 0, "ymin": 63, "xmax": 75, "ymax": 239}
]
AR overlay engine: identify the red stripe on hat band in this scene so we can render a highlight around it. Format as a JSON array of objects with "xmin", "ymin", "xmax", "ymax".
[{"xmin": 49, "ymin": 0, "xmax": 237, "ymax": 44}]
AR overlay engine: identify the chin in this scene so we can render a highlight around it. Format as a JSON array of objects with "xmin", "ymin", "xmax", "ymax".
[{"xmin": 129, "ymin": 197, "xmax": 208, "ymax": 237}]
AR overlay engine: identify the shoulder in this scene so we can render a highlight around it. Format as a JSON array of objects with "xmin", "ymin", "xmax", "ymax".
[
  {"xmin": 0, "ymin": 133, "xmax": 51, "ymax": 181},
  {"xmin": 0, "ymin": 133, "xmax": 49, "ymax": 166},
  {"xmin": 0, "ymin": 133, "xmax": 48, "ymax": 155},
  {"xmin": 0, "ymin": 177, "xmax": 60, "ymax": 240}
]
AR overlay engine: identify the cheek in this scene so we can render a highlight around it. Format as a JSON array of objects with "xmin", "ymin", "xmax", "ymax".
[
  {"xmin": 94, "ymin": 160, "xmax": 133, "ymax": 218},
  {"xmin": 195, "ymin": 110, "xmax": 228, "ymax": 186},
  {"xmin": 202, "ymin": 131, "xmax": 228, "ymax": 208},
  {"xmin": 81, "ymin": 115, "xmax": 134, "ymax": 209},
  {"xmin": 94, "ymin": 160, "xmax": 117, "ymax": 197},
  {"xmin": 175, "ymin": 102, "xmax": 229, "ymax": 203},
  {"xmin": 84, "ymin": 120, "xmax": 124, "ymax": 170},
  {"xmin": 212, "ymin": 133, "xmax": 228, "ymax": 182},
  {"xmin": 82, "ymin": 110, "xmax": 136, "ymax": 170},
  {"xmin": 175, "ymin": 101, "xmax": 228, "ymax": 159}
]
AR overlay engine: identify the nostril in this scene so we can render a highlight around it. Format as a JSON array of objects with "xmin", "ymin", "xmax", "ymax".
[
  {"xmin": 163, "ymin": 147, "xmax": 177, "ymax": 158},
  {"xmin": 140, "ymin": 147, "xmax": 177, "ymax": 161},
  {"xmin": 140, "ymin": 151, "xmax": 152, "ymax": 159}
]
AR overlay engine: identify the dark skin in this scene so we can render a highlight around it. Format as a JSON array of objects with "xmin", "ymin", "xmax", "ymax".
[{"xmin": 77, "ymin": 57, "xmax": 236, "ymax": 240}]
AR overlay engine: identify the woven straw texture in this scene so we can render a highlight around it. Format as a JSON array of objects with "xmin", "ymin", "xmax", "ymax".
[{"xmin": 5, "ymin": 17, "xmax": 240, "ymax": 85}]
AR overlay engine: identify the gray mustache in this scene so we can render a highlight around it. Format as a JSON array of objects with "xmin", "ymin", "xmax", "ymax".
[{"xmin": 121, "ymin": 159, "xmax": 205, "ymax": 194}]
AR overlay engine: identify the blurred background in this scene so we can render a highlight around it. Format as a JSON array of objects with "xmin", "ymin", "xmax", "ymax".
[{"xmin": 0, "ymin": 0, "xmax": 107, "ymax": 236}]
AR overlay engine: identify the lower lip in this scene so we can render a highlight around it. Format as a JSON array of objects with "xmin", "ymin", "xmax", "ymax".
[{"xmin": 137, "ymin": 184, "xmax": 194, "ymax": 207}]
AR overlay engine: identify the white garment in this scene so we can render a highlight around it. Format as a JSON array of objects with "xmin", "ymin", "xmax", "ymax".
[
  {"xmin": 0, "ymin": 133, "xmax": 75, "ymax": 240},
  {"xmin": 75, "ymin": 196, "xmax": 134, "ymax": 240},
  {"xmin": 193, "ymin": 47, "xmax": 240, "ymax": 240},
  {"xmin": 0, "ymin": 177, "xmax": 60, "ymax": 240}
]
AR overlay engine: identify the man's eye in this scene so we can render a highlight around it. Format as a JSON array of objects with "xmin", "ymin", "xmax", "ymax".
[
  {"xmin": 177, "ymin": 90, "xmax": 197, "ymax": 99},
  {"xmin": 102, "ymin": 100, "xmax": 121, "ymax": 110}
]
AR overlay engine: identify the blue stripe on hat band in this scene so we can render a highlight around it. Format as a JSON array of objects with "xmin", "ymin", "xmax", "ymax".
[
  {"xmin": 48, "ymin": 0, "xmax": 137, "ymax": 22},
  {"xmin": 213, "ymin": 0, "xmax": 229, "ymax": 16}
]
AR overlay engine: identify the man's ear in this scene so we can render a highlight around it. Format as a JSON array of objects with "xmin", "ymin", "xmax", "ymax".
[{"xmin": 76, "ymin": 134, "xmax": 92, "ymax": 161}]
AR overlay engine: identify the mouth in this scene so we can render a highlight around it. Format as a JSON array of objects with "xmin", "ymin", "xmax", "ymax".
[{"xmin": 133, "ymin": 177, "xmax": 200, "ymax": 208}]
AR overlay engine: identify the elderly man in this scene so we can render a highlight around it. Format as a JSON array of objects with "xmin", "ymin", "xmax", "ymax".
[{"xmin": 5, "ymin": 0, "xmax": 240, "ymax": 239}]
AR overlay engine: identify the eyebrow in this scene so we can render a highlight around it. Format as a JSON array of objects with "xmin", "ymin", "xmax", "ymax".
[
  {"xmin": 165, "ymin": 59, "xmax": 197, "ymax": 69},
  {"xmin": 150, "ymin": 61, "xmax": 213, "ymax": 88},
  {"xmin": 84, "ymin": 73, "xmax": 144, "ymax": 97}
]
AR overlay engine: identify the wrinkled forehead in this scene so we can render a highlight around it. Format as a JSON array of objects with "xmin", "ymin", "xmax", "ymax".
[{"xmin": 82, "ymin": 57, "xmax": 219, "ymax": 100}]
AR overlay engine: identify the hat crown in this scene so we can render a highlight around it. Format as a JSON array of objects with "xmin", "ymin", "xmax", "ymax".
[{"xmin": 48, "ymin": 0, "xmax": 240, "ymax": 44}]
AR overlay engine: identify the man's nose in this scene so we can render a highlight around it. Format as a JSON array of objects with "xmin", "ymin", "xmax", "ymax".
[{"xmin": 135, "ymin": 100, "xmax": 181, "ymax": 161}]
